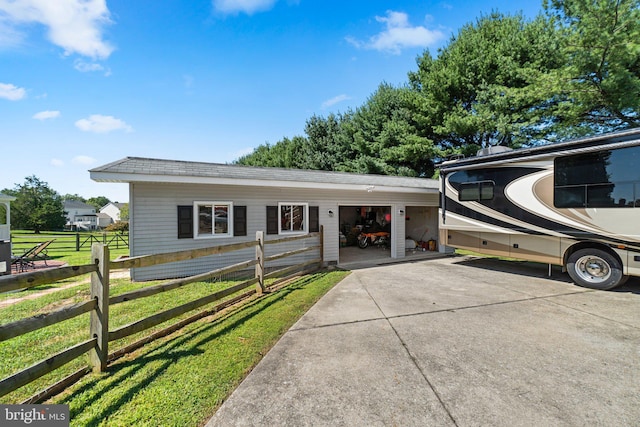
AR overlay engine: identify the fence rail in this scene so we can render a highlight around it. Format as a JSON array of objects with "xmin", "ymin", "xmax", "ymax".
[{"xmin": 0, "ymin": 227, "xmax": 323, "ymax": 401}]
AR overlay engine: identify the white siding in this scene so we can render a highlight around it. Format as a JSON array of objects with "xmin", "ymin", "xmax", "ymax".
[
  {"xmin": 100, "ymin": 203, "xmax": 121, "ymax": 222},
  {"xmin": 129, "ymin": 182, "xmax": 438, "ymax": 280}
]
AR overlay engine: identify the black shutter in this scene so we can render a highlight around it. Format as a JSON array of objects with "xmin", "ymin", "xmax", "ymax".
[
  {"xmin": 309, "ymin": 206, "xmax": 319, "ymax": 232},
  {"xmin": 177, "ymin": 205, "xmax": 193, "ymax": 239},
  {"xmin": 266, "ymin": 206, "xmax": 278, "ymax": 235},
  {"xmin": 234, "ymin": 206, "xmax": 247, "ymax": 236}
]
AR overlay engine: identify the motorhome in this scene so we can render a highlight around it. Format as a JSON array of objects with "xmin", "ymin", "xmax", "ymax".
[{"xmin": 439, "ymin": 128, "xmax": 640, "ymax": 290}]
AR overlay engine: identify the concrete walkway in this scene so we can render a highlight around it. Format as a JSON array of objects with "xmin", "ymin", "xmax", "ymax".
[{"xmin": 207, "ymin": 256, "xmax": 640, "ymax": 426}]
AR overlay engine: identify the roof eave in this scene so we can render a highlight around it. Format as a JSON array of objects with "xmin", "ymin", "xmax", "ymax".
[{"xmin": 90, "ymin": 171, "xmax": 438, "ymax": 194}]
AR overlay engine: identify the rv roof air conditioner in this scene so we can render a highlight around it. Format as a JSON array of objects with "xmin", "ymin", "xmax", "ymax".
[{"xmin": 476, "ymin": 146, "xmax": 513, "ymax": 157}]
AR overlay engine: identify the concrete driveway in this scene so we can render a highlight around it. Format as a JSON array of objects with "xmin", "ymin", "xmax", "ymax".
[{"xmin": 207, "ymin": 256, "xmax": 640, "ymax": 426}]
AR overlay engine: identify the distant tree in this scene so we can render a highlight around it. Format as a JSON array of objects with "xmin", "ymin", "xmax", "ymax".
[
  {"xmin": 63, "ymin": 194, "xmax": 86, "ymax": 202},
  {"xmin": 119, "ymin": 204, "xmax": 129, "ymax": 221},
  {"xmin": 87, "ymin": 196, "xmax": 111, "ymax": 211},
  {"xmin": 3, "ymin": 176, "xmax": 66, "ymax": 233}
]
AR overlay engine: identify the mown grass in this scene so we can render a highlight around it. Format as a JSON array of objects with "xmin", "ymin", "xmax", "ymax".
[
  {"xmin": 0, "ymin": 269, "xmax": 349, "ymax": 426},
  {"xmin": 2, "ymin": 231, "xmax": 129, "ymax": 305},
  {"xmin": 10, "ymin": 230, "xmax": 129, "ymax": 266}
]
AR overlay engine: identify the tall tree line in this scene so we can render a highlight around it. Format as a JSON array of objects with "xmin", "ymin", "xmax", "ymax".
[{"xmin": 237, "ymin": 0, "xmax": 640, "ymax": 177}]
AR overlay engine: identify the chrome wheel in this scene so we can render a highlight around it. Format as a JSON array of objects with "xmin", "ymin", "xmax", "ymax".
[
  {"xmin": 574, "ymin": 255, "xmax": 611, "ymax": 284},
  {"xmin": 566, "ymin": 248, "xmax": 626, "ymax": 290}
]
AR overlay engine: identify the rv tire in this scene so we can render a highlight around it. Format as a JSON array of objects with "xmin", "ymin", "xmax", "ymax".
[{"xmin": 566, "ymin": 249, "xmax": 627, "ymax": 290}]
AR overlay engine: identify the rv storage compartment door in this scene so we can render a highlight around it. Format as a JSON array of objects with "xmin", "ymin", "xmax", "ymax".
[
  {"xmin": 511, "ymin": 235, "xmax": 562, "ymax": 265},
  {"xmin": 479, "ymin": 233, "xmax": 510, "ymax": 257},
  {"xmin": 446, "ymin": 230, "xmax": 479, "ymax": 252}
]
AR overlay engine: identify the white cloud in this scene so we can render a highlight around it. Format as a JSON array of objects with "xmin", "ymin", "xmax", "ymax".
[
  {"xmin": 75, "ymin": 114, "xmax": 132, "ymax": 133},
  {"xmin": 213, "ymin": 0, "xmax": 277, "ymax": 15},
  {"xmin": 0, "ymin": 82, "xmax": 26, "ymax": 100},
  {"xmin": 50, "ymin": 158, "xmax": 64, "ymax": 167},
  {"xmin": 346, "ymin": 10, "xmax": 445, "ymax": 55},
  {"xmin": 74, "ymin": 58, "xmax": 101, "ymax": 71},
  {"xmin": 33, "ymin": 110, "xmax": 61, "ymax": 120},
  {"xmin": 321, "ymin": 94, "xmax": 351, "ymax": 109},
  {"xmin": 0, "ymin": 0, "xmax": 114, "ymax": 59},
  {"xmin": 72, "ymin": 155, "xmax": 96, "ymax": 165}
]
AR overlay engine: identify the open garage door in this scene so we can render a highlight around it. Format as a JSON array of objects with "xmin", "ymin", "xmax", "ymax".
[{"xmin": 338, "ymin": 206, "xmax": 392, "ymax": 264}]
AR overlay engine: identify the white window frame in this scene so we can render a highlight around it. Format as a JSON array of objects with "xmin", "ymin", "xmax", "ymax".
[
  {"xmin": 194, "ymin": 201, "xmax": 233, "ymax": 239},
  {"xmin": 278, "ymin": 202, "xmax": 308, "ymax": 235}
]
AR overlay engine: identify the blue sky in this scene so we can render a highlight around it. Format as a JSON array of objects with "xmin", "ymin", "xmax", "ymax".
[{"xmin": 1, "ymin": 0, "xmax": 543, "ymax": 202}]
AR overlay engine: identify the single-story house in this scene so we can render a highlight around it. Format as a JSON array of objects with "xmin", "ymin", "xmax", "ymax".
[{"xmin": 90, "ymin": 157, "xmax": 441, "ymax": 281}]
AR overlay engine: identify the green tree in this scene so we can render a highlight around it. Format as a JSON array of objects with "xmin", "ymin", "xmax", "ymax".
[
  {"xmin": 119, "ymin": 204, "xmax": 129, "ymax": 222},
  {"xmin": 3, "ymin": 176, "xmax": 66, "ymax": 233},
  {"xmin": 237, "ymin": 2, "xmax": 640, "ymax": 174},
  {"xmin": 62, "ymin": 194, "xmax": 86, "ymax": 202},
  {"xmin": 236, "ymin": 136, "xmax": 308, "ymax": 168},
  {"xmin": 409, "ymin": 12, "xmax": 565, "ymax": 156},
  {"xmin": 302, "ymin": 113, "xmax": 354, "ymax": 171},
  {"xmin": 87, "ymin": 196, "xmax": 111, "ymax": 211},
  {"xmin": 543, "ymin": 0, "xmax": 640, "ymax": 136},
  {"xmin": 345, "ymin": 83, "xmax": 440, "ymax": 177}
]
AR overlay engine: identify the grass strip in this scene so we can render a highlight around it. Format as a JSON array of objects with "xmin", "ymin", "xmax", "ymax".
[{"xmin": 2, "ymin": 270, "xmax": 348, "ymax": 426}]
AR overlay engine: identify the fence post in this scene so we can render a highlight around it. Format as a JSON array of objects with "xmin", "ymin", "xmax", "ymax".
[
  {"xmin": 255, "ymin": 231, "xmax": 264, "ymax": 294},
  {"xmin": 89, "ymin": 243, "xmax": 109, "ymax": 372},
  {"xmin": 76, "ymin": 233, "xmax": 80, "ymax": 251}
]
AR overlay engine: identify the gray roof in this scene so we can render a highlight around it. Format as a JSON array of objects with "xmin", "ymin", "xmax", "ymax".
[
  {"xmin": 90, "ymin": 157, "xmax": 439, "ymax": 191},
  {"xmin": 64, "ymin": 200, "xmax": 95, "ymax": 210}
]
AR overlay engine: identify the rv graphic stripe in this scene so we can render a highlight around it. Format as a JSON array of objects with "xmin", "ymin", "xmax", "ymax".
[{"xmin": 444, "ymin": 166, "xmax": 640, "ymax": 249}]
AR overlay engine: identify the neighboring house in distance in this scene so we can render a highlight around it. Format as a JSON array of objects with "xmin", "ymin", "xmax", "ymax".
[
  {"xmin": 96, "ymin": 212, "xmax": 113, "ymax": 229},
  {"xmin": 99, "ymin": 202, "xmax": 127, "ymax": 227},
  {"xmin": 90, "ymin": 157, "xmax": 441, "ymax": 281},
  {"xmin": 64, "ymin": 200, "xmax": 97, "ymax": 231}
]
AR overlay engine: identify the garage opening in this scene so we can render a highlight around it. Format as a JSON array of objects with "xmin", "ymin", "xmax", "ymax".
[
  {"xmin": 338, "ymin": 206, "xmax": 392, "ymax": 264},
  {"xmin": 405, "ymin": 206, "xmax": 438, "ymax": 250},
  {"xmin": 337, "ymin": 205, "xmax": 440, "ymax": 267}
]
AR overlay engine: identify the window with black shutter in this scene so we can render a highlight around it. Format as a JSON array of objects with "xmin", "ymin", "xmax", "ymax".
[
  {"xmin": 266, "ymin": 206, "xmax": 278, "ymax": 234},
  {"xmin": 309, "ymin": 206, "xmax": 319, "ymax": 232},
  {"xmin": 177, "ymin": 205, "xmax": 193, "ymax": 239},
  {"xmin": 234, "ymin": 206, "xmax": 247, "ymax": 236}
]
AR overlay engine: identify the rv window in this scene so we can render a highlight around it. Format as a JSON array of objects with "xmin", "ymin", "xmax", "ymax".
[
  {"xmin": 554, "ymin": 145, "xmax": 640, "ymax": 208},
  {"xmin": 459, "ymin": 181, "xmax": 494, "ymax": 201}
]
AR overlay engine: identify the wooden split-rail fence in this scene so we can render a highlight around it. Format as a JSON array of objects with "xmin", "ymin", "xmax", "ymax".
[{"xmin": 0, "ymin": 228, "xmax": 323, "ymax": 402}]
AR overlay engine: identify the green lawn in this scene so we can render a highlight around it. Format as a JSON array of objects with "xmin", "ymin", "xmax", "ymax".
[
  {"xmin": 10, "ymin": 230, "xmax": 129, "ymax": 266},
  {"xmin": 0, "ymin": 269, "xmax": 349, "ymax": 426}
]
